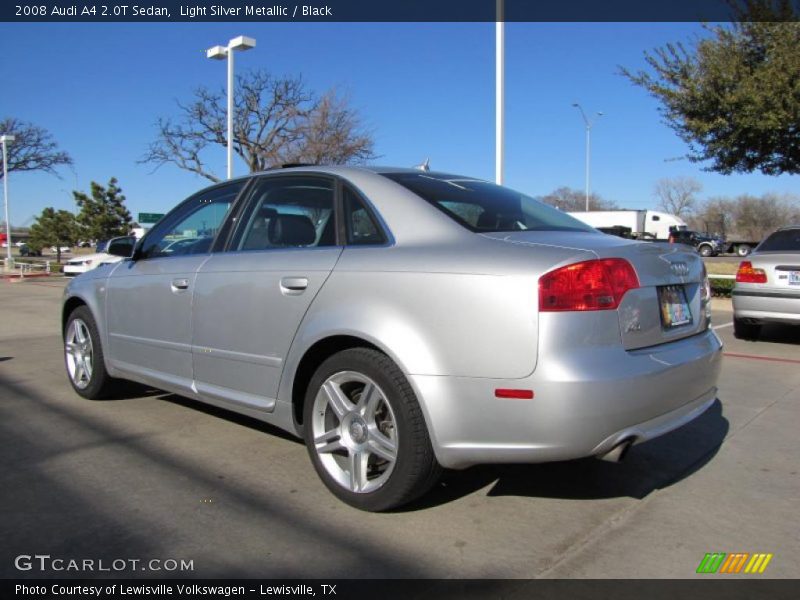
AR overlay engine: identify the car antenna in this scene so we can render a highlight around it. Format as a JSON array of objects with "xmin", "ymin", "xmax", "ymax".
[{"xmin": 414, "ymin": 158, "xmax": 430, "ymax": 172}]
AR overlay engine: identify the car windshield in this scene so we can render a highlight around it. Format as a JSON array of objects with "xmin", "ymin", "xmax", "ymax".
[
  {"xmin": 383, "ymin": 172, "xmax": 595, "ymax": 233},
  {"xmin": 757, "ymin": 228, "xmax": 800, "ymax": 252}
]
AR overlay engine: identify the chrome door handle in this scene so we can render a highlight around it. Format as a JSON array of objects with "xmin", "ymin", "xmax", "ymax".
[
  {"xmin": 171, "ymin": 278, "xmax": 190, "ymax": 291},
  {"xmin": 280, "ymin": 277, "xmax": 308, "ymax": 292}
]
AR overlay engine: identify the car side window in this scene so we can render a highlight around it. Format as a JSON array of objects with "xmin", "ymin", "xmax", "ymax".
[
  {"xmin": 343, "ymin": 186, "xmax": 386, "ymax": 245},
  {"xmin": 138, "ymin": 182, "xmax": 244, "ymax": 260},
  {"xmin": 233, "ymin": 176, "xmax": 336, "ymax": 251}
]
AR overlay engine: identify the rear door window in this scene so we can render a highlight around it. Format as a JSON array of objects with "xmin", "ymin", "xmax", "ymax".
[{"xmin": 343, "ymin": 186, "xmax": 386, "ymax": 245}]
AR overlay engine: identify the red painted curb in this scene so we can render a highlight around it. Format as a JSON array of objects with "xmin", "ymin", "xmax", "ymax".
[{"xmin": 723, "ymin": 352, "xmax": 800, "ymax": 365}]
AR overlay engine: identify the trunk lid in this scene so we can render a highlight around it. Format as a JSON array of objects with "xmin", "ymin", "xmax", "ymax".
[
  {"xmin": 749, "ymin": 252, "xmax": 800, "ymax": 290},
  {"xmin": 481, "ymin": 231, "xmax": 710, "ymax": 350}
]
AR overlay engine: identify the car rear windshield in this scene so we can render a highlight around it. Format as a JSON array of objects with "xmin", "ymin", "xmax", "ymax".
[
  {"xmin": 383, "ymin": 172, "xmax": 595, "ymax": 233},
  {"xmin": 757, "ymin": 229, "xmax": 800, "ymax": 252}
]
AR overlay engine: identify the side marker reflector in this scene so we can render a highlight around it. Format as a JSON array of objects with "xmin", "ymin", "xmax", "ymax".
[{"xmin": 495, "ymin": 389, "xmax": 534, "ymax": 400}]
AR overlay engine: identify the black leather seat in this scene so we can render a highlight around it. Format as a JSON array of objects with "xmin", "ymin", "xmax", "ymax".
[{"xmin": 268, "ymin": 214, "xmax": 317, "ymax": 247}]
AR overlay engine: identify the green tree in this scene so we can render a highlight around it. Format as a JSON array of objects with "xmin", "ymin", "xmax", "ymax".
[
  {"xmin": 28, "ymin": 207, "xmax": 80, "ymax": 263},
  {"xmin": 621, "ymin": 1, "xmax": 800, "ymax": 175},
  {"xmin": 74, "ymin": 177, "xmax": 133, "ymax": 241}
]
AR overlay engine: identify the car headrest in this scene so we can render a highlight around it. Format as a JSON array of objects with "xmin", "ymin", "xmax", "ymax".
[{"xmin": 268, "ymin": 214, "xmax": 316, "ymax": 246}]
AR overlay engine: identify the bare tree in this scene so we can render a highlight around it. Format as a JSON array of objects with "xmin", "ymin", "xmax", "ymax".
[
  {"xmin": 0, "ymin": 118, "xmax": 72, "ymax": 180},
  {"xmin": 141, "ymin": 70, "xmax": 376, "ymax": 182},
  {"xmin": 733, "ymin": 193, "xmax": 799, "ymax": 240},
  {"xmin": 690, "ymin": 192, "xmax": 800, "ymax": 239},
  {"xmin": 540, "ymin": 187, "xmax": 618, "ymax": 212},
  {"xmin": 688, "ymin": 196, "xmax": 736, "ymax": 235},
  {"xmin": 653, "ymin": 176, "xmax": 702, "ymax": 217}
]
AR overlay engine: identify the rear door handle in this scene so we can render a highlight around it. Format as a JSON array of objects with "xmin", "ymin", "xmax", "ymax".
[
  {"xmin": 171, "ymin": 278, "xmax": 190, "ymax": 291},
  {"xmin": 280, "ymin": 277, "xmax": 308, "ymax": 294}
]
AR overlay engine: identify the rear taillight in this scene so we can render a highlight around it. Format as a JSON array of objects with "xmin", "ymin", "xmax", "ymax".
[
  {"xmin": 735, "ymin": 261, "xmax": 767, "ymax": 284},
  {"xmin": 539, "ymin": 258, "xmax": 640, "ymax": 312}
]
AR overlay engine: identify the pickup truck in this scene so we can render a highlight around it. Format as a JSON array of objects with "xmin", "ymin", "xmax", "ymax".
[
  {"xmin": 667, "ymin": 230, "xmax": 725, "ymax": 257},
  {"xmin": 716, "ymin": 237, "xmax": 761, "ymax": 257}
]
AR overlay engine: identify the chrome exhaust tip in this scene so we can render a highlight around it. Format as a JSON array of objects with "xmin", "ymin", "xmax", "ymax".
[{"xmin": 597, "ymin": 438, "xmax": 635, "ymax": 463}]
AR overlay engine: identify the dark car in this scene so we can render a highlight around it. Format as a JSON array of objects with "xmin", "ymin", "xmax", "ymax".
[
  {"xmin": 668, "ymin": 230, "xmax": 723, "ymax": 257},
  {"xmin": 19, "ymin": 244, "xmax": 42, "ymax": 257}
]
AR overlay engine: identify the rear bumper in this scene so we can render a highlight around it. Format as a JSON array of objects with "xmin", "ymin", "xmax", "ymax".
[
  {"xmin": 733, "ymin": 289, "xmax": 800, "ymax": 324},
  {"xmin": 411, "ymin": 328, "xmax": 723, "ymax": 469}
]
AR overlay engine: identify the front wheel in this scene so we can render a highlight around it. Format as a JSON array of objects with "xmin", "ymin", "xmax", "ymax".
[
  {"xmin": 64, "ymin": 306, "xmax": 119, "ymax": 399},
  {"xmin": 303, "ymin": 348, "xmax": 441, "ymax": 511},
  {"xmin": 698, "ymin": 245, "xmax": 713, "ymax": 257}
]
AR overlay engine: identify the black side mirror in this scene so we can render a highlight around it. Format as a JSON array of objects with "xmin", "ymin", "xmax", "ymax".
[{"xmin": 107, "ymin": 236, "xmax": 136, "ymax": 258}]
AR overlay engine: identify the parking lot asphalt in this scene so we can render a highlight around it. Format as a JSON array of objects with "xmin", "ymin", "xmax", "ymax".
[{"xmin": 1, "ymin": 278, "xmax": 798, "ymax": 579}]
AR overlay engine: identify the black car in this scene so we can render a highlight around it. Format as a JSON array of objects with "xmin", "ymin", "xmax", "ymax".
[
  {"xmin": 19, "ymin": 244, "xmax": 42, "ymax": 257},
  {"xmin": 668, "ymin": 230, "xmax": 722, "ymax": 257}
]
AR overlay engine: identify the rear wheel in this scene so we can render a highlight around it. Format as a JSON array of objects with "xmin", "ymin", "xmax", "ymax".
[
  {"xmin": 736, "ymin": 244, "xmax": 751, "ymax": 257},
  {"xmin": 64, "ymin": 306, "xmax": 119, "ymax": 399},
  {"xmin": 303, "ymin": 347, "xmax": 441, "ymax": 511},
  {"xmin": 733, "ymin": 318, "xmax": 761, "ymax": 340}
]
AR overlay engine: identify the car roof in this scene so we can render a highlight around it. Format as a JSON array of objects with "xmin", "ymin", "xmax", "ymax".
[{"xmin": 246, "ymin": 164, "xmax": 483, "ymax": 181}]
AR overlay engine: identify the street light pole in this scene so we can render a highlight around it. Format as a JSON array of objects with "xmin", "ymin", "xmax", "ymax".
[
  {"xmin": 495, "ymin": 0, "xmax": 504, "ymax": 185},
  {"xmin": 1, "ymin": 134, "xmax": 15, "ymax": 269},
  {"xmin": 207, "ymin": 35, "xmax": 256, "ymax": 180},
  {"xmin": 571, "ymin": 103, "xmax": 603, "ymax": 211}
]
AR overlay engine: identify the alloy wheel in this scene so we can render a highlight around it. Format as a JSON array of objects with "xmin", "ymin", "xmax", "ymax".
[
  {"xmin": 65, "ymin": 318, "xmax": 94, "ymax": 389},
  {"xmin": 310, "ymin": 371, "xmax": 398, "ymax": 494}
]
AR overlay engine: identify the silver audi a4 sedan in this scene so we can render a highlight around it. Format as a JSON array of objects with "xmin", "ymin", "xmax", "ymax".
[
  {"xmin": 62, "ymin": 166, "xmax": 723, "ymax": 511},
  {"xmin": 732, "ymin": 225, "xmax": 800, "ymax": 339}
]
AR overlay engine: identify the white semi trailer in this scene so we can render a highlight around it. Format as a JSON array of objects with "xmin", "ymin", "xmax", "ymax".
[{"xmin": 567, "ymin": 210, "xmax": 687, "ymax": 240}]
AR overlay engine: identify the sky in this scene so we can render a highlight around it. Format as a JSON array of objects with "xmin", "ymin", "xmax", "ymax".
[{"xmin": 1, "ymin": 21, "xmax": 798, "ymax": 226}]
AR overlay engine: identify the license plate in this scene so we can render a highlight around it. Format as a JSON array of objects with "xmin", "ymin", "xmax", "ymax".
[
  {"xmin": 658, "ymin": 285, "xmax": 692, "ymax": 328},
  {"xmin": 790, "ymin": 271, "xmax": 800, "ymax": 285}
]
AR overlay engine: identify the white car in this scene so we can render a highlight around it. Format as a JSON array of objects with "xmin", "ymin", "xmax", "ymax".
[
  {"xmin": 63, "ymin": 236, "xmax": 135, "ymax": 277},
  {"xmin": 50, "ymin": 246, "xmax": 72, "ymax": 254}
]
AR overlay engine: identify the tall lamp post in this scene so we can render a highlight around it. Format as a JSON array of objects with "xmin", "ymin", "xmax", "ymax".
[
  {"xmin": 207, "ymin": 35, "xmax": 256, "ymax": 180},
  {"xmin": 571, "ymin": 103, "xmax": 603, "ymax": 211},
  {"xmin": 1, "ymin": 134, "xmax": 15, "ymax": 269},
  {"xmin": 496, "ymin": 0, "xmax": 504, "ymax": 185}
]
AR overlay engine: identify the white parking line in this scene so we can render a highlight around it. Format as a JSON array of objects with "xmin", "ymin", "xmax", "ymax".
[{"xmin": 712, "ymin": 322, "xmax": 734, "ymax": 330}]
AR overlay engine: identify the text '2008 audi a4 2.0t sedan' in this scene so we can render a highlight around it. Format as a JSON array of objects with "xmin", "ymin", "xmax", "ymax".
[{"xmin": 62, "ymin": 166, "xmax": 723, "ymax": 511}]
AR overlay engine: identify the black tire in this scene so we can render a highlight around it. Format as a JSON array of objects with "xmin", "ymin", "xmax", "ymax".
[
  {"xmin": 736, "ymin": 244, "xmax": 751, "ymax": 257},
  {"xmin": 733, "ymin": 318, "xmax": 761, "ymax": 341},
  {"xmin": 64, "ymin": 306, "xmax": 119, "ymax": 399},
  {"xmin": 698, "ymin": 245, "xmax": 713, "ymax": 257},
  {"xmin": 303, "ymin": 347, "xmax": 441, "ymax": 511}
]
